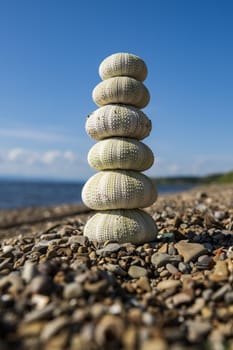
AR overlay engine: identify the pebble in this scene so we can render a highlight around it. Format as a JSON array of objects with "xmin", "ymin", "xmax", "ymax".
[
  {"xmin": 175, "ymin": 240, "xmax": 208, "ymax": 263},
  {"xmin": 24, "ymin": 303, "xmax": 55, "ymax": 323},
  {"xmin": 63, "ymin": 282, "xmax": 83, "ymax": 299},
  {"xmin": 172, "ymin": 292, "xmax": 193, "ymax": 306},
  {"xmin": 166, "ymin": 263, "xmax": 179, "ymax": 274},
  {"xmin": 96, "ymin": 243, "xmax": 121, "ymax": 256},
  {"xmin": 136, "ymin": 276, "xmax": 151, "ymax": 292},
  {"xmin": 186, "ymin": 297, "xmax": 205, "ymax": 315},
  {"xmin": 151, "ymin": 253, "xmax": 181, "ymax": 267},
  {"xmin": 196, "ymin": 255, "xmax": 213, "ymax": 269},
  {"xmin": 27, "ymin": 275, "xmax": 55, "ymax": 295},
  {"xmin": 224, "ymin": 291, "xmax": 233, "ymax": 304},
  {"xmin": 128, "ymin": 265, "xmax": 148, "ymax": 278},
  {"xmin": 186, "ymin": 320, "xmax": 211, "ymax": 342},
  {"xmin": 40, "ymin": 316, "xmax": 69, "ymax": 342},
  {"xmin": 94, "ymin": 314, "xmax": 124, "ymax": 346},
  {"xmin": 68, "ymin": 235, "xmax": 88, "ymax": 246},
  {"xmin": 157, "ymin": 280, "xmax": 181, "ymax": 291},
  {"xmin": 209, "ymin": 260, "xmax": 228, "ymax": 282},
  {"xmin": 212, "ymin": 283, "xmax": 231, "ymax": 301},
  {"xmin": 103, "ymin": 263, "xmax": 127, "ymax": 276},
  {"xmin": 141, "ymin": 338, "xmax": 168, "ymax": 350},
  {"xmin": 18, "ymin": 320, "xmax": 46, "ymax": 337},
  {"xmin": 178, "ymin": 262, "xmax": 190, "ymax": 273},
  {"xmin": 1, "ymin": 184, "xmax": 233, "ymax": 349},
  {"xmin": 22, "ymin": 261, "xmax": 38, "ymax": 282},
  {"xmin": 84, "ymin": 279, "xmax": 108, "ymax": 294}
]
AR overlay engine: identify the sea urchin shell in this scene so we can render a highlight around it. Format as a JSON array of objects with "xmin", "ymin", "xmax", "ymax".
[{"xmin": 84, "ymin": 209, "xmax": 157, "ymax": 244}]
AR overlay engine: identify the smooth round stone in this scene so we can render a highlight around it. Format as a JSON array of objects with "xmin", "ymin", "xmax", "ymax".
[
  {"xmin": 63, "ymin": 283, "xmax": 83, "ymax": 299},
  {"xmin": 128, "ymin": 265, "xmax": 148, "ymax": 278},
  {"xmin": 166, "ymin": 263, "xmax": 179, "ymax": 275},
  {"xmin": 175, "ymin": 240, "xmax": 208, "ymax": 263},
  {"xmin": 151, "ymin": 253, "xmax": 181, "ymax": 267},
  {"xmin": 96, "ymin": 243, "xmax": 121, "ymax": 256},
  {"xmin": 156, "ymin": 280, "xmax": 181, "ymax": 291}
]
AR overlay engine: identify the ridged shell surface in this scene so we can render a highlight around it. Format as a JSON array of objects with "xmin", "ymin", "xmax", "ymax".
[
  {"xmin": 84, "ymin": 209, "xmax": 157, "ymax": 244},
  {"xmin": 99, "ymin": 52, "xmax": 148, "ymax": 82},
  {"xmin": 92, "ymin": 77, "xmax": 150, "ymax": 109},
  {"xmin": 88, "ymin": 138, "xmax": 154, "ymax": 171},
  {"xmin": 81, "ymin": 170, "xmax": 157, "ymax": 210},
  {"xmin": 86, "ymin": 104, "xmax": 151, "ymax": 141}
]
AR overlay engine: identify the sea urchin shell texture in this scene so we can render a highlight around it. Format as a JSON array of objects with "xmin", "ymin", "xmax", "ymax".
[
  {"xmin": 92, "ymin": 77, "xmax": 150, "ymax": 109},
  {"xmin": 99, "ymin": 52, "xmax": 148, "ymax": 82},
  {"xmin": 84, "ymin": 209, "xmax": 157, "ymax": 244},
  {"xmin": 81, "ymin": 170, "xmax": 157, "ymax": 210},
  {"xmin": 88, "ymin": 137, "xmax": 154, "ymax": 171},
  {"xmin": 86, "ymin": 104, "xmax": 152, "ymax": 141}
]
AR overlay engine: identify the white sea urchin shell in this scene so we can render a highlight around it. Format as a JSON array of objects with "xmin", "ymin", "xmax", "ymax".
[
  {"xmin": 81, "ymin": 170, "xmax": 157, "ymax": 210},
  {"xmin": 84, "ymin": 209, "xmax": 157, "ymax": 244},
  {"xmin": 99, "ymin": 52, "xmax": 148, "ymax": 82},
  {"xmin": 88, "ymin": 137, "xmax": 154, "ymax": 171},
  {"xmin": 92, "ymin": 76, "xmax": 150, "ymax": 109},
  {"xmin": 86, "ymin": 104, "xmax": 152, "ymax": 141}
]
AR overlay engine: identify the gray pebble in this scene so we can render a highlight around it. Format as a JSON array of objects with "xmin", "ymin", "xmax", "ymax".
[
  {"xmin": 224, "ymin": 291, "xmax": 233, "ymax": 304},
  {"xmin": 151, "ymin": 253, "xmax": 181, "ymax": 267},
  {"xmin": 96, "ymin": 243, "xmax": 121, "ymax": 256},
  {"xmin": 24, "ymin": 303, "xmax": 55, "ymax": 323},
  {"xmin": 196, "ymin": 255, "xmax": 213, "ymax": 269},
  {"xmin": 186, "ymin": 320, "xmax": 211, "ymax": 342},
  {"xmin": 202, "ymin": 289, "xmax": 213, "ymax": 300},
  {"xmin": 178, "ymin": 262, "xmax": 189, "ymax": 273},
  {"xmin": 27, "ymin": 275, "xmax": 54, "ymax": 295},
  {"xmin": 214, "ymin": 211, "xmax": 225, "ymax": 220},
  {"xmin": 68, "ymin": 235, "xmax": 88, "ymax": 246},
  {"xmin": 212, "ymin": 284, "xmax": 231, "ymax": 301},
  {"xmin": 103, "ymin": 263, "xmax": 127, "ymax": 276},
  {"xmin": 63, "ymin": 282, "xmax": 83, "ymax": 299},
  {"xmin": 22, "ymin": 261, "xmax": 38, "ymax": 283},
  {"xmin": 40, "ymin": 316, "xmax": 69, "ymax": 341},
  {"xmin": 168, "ymin": 244, "xmax": 177, "ymax": 255}
]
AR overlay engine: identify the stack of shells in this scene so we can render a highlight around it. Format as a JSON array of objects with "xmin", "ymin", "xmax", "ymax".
[{"xmin": 82, "ymin": 53, "xmax": 158, "ymax": 244}]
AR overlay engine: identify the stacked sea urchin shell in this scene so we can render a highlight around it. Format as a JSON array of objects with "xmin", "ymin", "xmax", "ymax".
[{"xmin": 82, "ymin": 53, "xmax": 158, "ymax": 244}]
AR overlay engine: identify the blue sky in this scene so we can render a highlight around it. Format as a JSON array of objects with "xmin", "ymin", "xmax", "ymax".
[{"xmin": 0, "ymin": 0, "xmax": 232, "ymax": 181}]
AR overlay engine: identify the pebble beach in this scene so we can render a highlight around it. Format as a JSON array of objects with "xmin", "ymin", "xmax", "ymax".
[{"xmin": 0, "ymin": 184, "xmax": 233, "ymax": 350}]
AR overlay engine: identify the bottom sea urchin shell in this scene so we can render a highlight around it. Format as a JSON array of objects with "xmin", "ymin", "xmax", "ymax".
[{"xmin": 84, "ymin": 209, "xmax": 157, "ymax": 244}]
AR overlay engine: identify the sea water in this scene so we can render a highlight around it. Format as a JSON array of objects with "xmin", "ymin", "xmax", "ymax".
[{"xmin": 0, "ymin": 180, "xmax": 194, "ymax": 209}]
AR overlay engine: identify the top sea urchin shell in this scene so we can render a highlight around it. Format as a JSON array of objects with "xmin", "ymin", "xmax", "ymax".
[{"xmin": 99, "ymin": 52, "xmax": 148, "ymax": 81}]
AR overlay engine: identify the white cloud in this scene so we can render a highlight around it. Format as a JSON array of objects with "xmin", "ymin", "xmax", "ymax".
[
  {"xmin": 41, "ymin": 151, "xmax": 62, "ymax": 164},
  {"xmin": 64, "ymin": 151, "xmax": 76, "ymax": 162},
  {"xmin": 0, "ymin": 147, "xmax": 93, "ymax": 180},
  {"xmin": 146, "ymin": 154, "xmax": 233, "ymax": 177},
  {"xmin": 1, "ymin": 147, "xmax": 233, "ymax": 181},
  {"xmin": 8, "ymin": 148, "xmax": 24, "ymax": 161}
]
